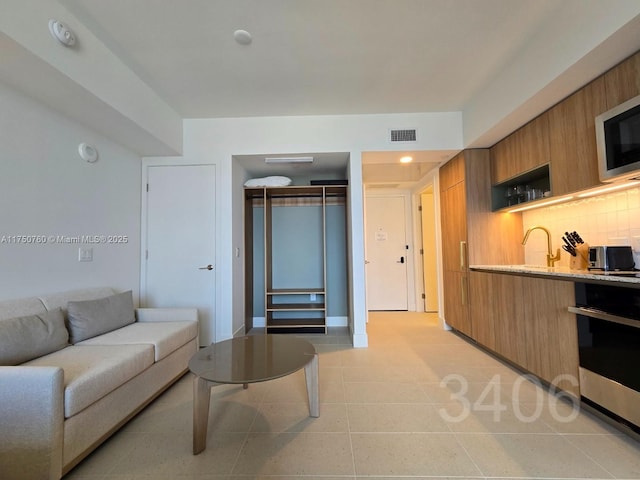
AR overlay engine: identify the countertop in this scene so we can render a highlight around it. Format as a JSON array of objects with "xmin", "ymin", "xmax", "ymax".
[{"xmin": 470, "ymin": 264, "xmax": 640, "ymax": 285}]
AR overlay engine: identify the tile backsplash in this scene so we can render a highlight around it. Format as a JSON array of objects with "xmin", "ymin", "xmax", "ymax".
[{"xmin": 522, "ymin": 186, "xmax": 640, "ymax": 269}]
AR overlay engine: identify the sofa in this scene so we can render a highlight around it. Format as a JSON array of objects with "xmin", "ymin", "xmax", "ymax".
[{"xmin": 0, "ymin": 287, "xmax": 199, "ymax": 480}]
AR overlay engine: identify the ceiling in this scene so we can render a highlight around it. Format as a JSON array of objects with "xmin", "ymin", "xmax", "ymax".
[
  {"xmin": 60, "ymin": 0, "xmax": 561, "ymax": 119},
  {"xmin": 12, "ymin": 1, "xmax": 638, "ymax": 186}
]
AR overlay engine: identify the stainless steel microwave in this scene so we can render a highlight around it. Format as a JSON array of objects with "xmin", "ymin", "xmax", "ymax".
[{"xmin": 595, "ymin": 93, "xmax": 640, "ymax": 182}]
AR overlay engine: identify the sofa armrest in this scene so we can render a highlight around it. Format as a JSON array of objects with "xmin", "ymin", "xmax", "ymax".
[
  {"xmin": 135, "ymin": 308, "xmax": 198, "ymax": 323},
  {"xmin": 0, "ymin": 366, "xmax": 64, "ymax": 480}
]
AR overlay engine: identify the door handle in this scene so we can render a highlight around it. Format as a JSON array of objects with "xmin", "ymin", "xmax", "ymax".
[
  {"xmin": 397, "ymin": 257, "xmax": 405, "ymax": 264},
  {"xmin": 460, "ymin": 241, "xmax": 467, "ymax": 270},
  {"xmin": 198, "ymin": 264, "xmax": 214, "ymax": 271}
]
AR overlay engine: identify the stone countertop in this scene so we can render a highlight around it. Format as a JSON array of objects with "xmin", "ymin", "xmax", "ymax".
[{"xmin": 470, "ymin": 264, "xmax": 640, "ymax": 285}]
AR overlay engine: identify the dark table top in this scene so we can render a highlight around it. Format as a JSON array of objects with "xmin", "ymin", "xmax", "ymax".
[{"xmin": 188, "ymin": 334, "xmax": 316, "ymax": 384}]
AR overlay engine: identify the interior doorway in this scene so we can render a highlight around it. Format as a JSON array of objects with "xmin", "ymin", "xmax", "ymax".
[
  {"xmin": 365, "ymin": 193, "xmax": 409, "ymax": 310},
  {"xmin": 419, "ymin": 186, "xmax": 439, "ymax": 312}
]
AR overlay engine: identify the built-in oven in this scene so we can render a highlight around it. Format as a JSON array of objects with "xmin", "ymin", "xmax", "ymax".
[{"xmin": 570, "ymin": 282, "xmax": 640, "ymax": 432}]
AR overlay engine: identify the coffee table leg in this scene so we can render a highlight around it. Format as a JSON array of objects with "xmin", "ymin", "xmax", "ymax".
[
  {"xmin": 304, "ymin": 353, "xmax": 319, "ymax": 417},
  {"xmin": 193, "ymin": 376, "xmax": 211, "ymax": 454}
]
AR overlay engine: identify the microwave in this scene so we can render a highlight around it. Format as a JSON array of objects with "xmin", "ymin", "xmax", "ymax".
[{"xmin": 595, "ymin": 93, "xmax": 640, "ymax": 182}]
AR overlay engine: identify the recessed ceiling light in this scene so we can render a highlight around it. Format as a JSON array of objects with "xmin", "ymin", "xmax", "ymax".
[
  {"xmin": 234, "ymin": 30, "xmax": 252, "ymax": 45},
  {"xmin": 400, "ymin": 156, "xmax": 413, "ymax": 163}
]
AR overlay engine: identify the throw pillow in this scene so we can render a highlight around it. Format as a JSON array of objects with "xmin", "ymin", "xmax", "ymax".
[
  {"xmin": 0, "ymin": 308, "xmax": 69, "ymax": 365},
  {"xmin": 66, "ymin": 290, "xmax": 135, "ymax": 344}
]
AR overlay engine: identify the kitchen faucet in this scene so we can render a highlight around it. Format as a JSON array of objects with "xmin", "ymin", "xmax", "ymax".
[{"xmin": 521, "ymin": 226, "xmax": 561, "ymax": 267}]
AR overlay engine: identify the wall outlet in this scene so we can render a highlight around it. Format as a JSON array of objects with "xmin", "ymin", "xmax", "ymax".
[{"xmin": 78, "ymin": 247, "xmax": 93, "ymax": 262}]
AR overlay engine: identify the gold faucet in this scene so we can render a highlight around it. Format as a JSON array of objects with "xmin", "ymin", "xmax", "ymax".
[{"xmin": 522, "ymin": 226, "xmax": 561, "ymax": 267}]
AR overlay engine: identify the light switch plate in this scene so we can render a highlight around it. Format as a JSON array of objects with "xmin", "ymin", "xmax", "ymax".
[{"xmin": 78, "ymin": 247, "xmax": 93, "ymax": 262}]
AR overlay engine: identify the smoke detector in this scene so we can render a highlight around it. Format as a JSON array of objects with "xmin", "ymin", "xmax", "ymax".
[{"xmin": 49, "ymin": 19, "xmax": 76, "ymax": 47}]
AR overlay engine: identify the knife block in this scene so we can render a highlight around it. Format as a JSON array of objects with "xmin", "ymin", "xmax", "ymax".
[{"xmin": 570, "ymin": 243, "xmax": 589, "ymax": 270}]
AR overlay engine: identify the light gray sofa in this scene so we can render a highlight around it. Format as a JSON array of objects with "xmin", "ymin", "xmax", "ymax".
[{"xmin": 0, "ymin": 287, "xmax": 199, "ymax": 480}]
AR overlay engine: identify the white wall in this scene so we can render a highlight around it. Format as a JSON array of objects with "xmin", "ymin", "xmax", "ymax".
[
  {"xmin": 0, "ymin": 0, "xmax": 182, "ymax": 155},
  {"xmin": 166, "ymin": 112, "xmax": 462, "ymax": 346},
  {"xmin": 522, "ymin": 187, "xmax": 640, "ymax": 268},
  {"xmin": 0, "ymin": 81, "xmax": 142, "ymax": 301}
]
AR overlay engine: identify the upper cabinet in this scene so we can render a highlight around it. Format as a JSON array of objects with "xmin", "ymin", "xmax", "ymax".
[
  {"xmin": 548, "ymin": 76, "xmax": 607, "ymax": 196},
  {"xmin": 603, "ymin": 50, "xmax": 640, "ymax": 109},
  {"xmin": 490, "ymin": 114, "xmax": 550, "ymax": 185},
  {"xmin": 490, "ymin": 50, "xmax": 640, "ymax": 203}
]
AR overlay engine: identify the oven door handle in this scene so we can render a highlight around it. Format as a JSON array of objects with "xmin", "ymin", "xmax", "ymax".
[{"xmin": 569, "ymin": 306, "xmax": 640, "ymax": 329}]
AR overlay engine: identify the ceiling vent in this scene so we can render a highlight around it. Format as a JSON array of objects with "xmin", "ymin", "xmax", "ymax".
[{"xmin": 389, "ymin": 128, "xmax": 417, "ymax": 143}]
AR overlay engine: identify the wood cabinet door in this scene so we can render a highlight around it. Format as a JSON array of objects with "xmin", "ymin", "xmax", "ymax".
[
  {"xmin": 440, "ymin": 156, "xmax": 470, "ymax": 336},
  {"xmin": 469, "ymin": 271, "xmax": 495, "ymax": 350},
  {"xmin": 440, "ymin": 182, "xmax": 467, "ymax": 273},
  {"xmin": 517, "ymin": 114, "xmax": 550, "ymax": 174},
  {"xmin": 522, "ymin": 276, "xmax": 579, "ymax": 396},
  {"xmin": 603, "ymin": 50, "xmax": 640, "ymax": 109},
  {"xmin": 548, "ymin": 76, "xmax": 607, "ymax": 196},
  {"xmin": 439, "ymin": 152, "xmax": 465, "ymax": 191},
  {"xmin": 490, "ymin": 133, "xmax": 518, "ymax": 184},
  {"xmin": 491, "ymin": 115, "xmax": 550, "ymax": 185},
  {"xmin": 492, "ymin": 273, "xmax": 526, "ymax": 367},
  {"xmin": 443, "ymin": 270, "xmax": 471, "ymax": 336}
]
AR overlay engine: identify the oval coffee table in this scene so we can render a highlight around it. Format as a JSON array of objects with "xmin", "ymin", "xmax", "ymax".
[{"xmin": 188, "ymin": 334, "xmax": 319, "ymax": 454}]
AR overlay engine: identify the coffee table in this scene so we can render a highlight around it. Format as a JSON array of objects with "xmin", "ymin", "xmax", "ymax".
[{"xmin": 188, "ymin": 334, "xmax": 319, "ymax": 454}]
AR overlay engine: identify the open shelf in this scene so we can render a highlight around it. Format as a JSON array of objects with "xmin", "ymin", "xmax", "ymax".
[{"xmin": 491, "ymin": 164, "xmax": 551, "ymax": 211}]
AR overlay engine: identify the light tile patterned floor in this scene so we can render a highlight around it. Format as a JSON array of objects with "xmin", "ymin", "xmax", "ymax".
[{"xmin": 64, "ymin": 312, "xmax": 640, "ymax": 479}]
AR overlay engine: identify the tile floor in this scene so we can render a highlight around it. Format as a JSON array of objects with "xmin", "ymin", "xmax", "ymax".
[{"xmin": 65, "ymin": 312, "xmax": 640, "ymax": 479}]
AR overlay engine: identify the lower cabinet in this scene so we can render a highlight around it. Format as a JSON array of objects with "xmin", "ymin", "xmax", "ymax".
[
  {"xmin": 443, "ymin": 270, "xmax": 472, "ymax": 337},
  {"xmin": 522, "ymin": 276, "xmax": 579, "ymax": 396},
  {"xmin": 470, "ymin": 271, "xmax": 579, "ymax": 396}
]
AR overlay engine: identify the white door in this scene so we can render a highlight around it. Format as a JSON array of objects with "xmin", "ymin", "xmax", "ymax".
[
  {"xmin": 365, "ymin": 195, "xmax": 408, "ymax": 310},
  {"xmin": 143, "ymin": 165, "xmax": 216, "ymax": 345}
]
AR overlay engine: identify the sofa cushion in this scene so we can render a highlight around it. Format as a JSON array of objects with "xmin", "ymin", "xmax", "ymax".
[
  {"xmin": 24, "ymin": 344, "xmax": 154, "ymax": 418},
  {"xmin": 76, "ymin": 321, "xmax": 198, "ymax": 361},
  {"xmin": 39, "ymin": 287, "xmax": 116, "ymax": 316},
  {"xmin": 0, "ymin": 296, "xmax": 47, "ymax": 320},
  {"xmin": 66, "ymin": 291, "xmax": 135, "ymax": 344},
  {"xmin": 0, "ymin": 309, "xmax": 68, "ymax": 365}
]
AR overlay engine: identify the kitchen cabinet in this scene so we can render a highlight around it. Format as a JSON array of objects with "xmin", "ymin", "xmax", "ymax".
[
  {"xmin": 470, "ymin": 270, "xmax": 579, "ymax": 397},
  {"xmin": 439, "ymin": 150, "xmax": 524, "ymax": 337},
  {"xmin": 522, "ymin": 276, "xmax": 578, "ymax": 396},
  {"xmin": 469, "ymin": 271, "xmax": 495, "ymax": 350},
  {"xmin": 548, "ymin": 76, "xmax": 607, "ymax": 196},
  {"xmin": 603, "ymin": 50, "xmax": 640, "ymax": 109},
  {"xmin": 440, "ymin": 165, "xmax": 470, "ymax": 335},
  {"xmin": 490, "ymin": 114, "xmax": 551, "ymax": 185},
  {"xmin": 470, "ymin": 271, "xmax": 526, "ymax": 366}
]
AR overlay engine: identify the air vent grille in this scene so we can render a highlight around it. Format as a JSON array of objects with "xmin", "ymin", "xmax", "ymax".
[{"xmin": 389, "ymin": 129, "xmax": 417, "ymax": 143}]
